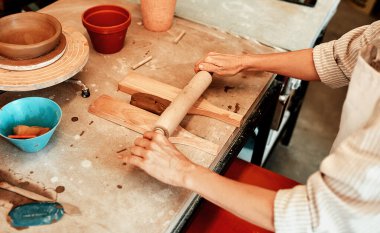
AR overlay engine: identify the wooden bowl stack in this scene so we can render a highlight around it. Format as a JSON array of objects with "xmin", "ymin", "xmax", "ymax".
[{"xmin": 0, "ymin": 12, "xmax": 62, "ymax": 60}]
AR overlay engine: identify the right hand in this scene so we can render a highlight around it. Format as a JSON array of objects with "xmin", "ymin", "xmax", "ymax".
[
  {"xmin": 125, "ymin": 131, "xmax": 198, "ymax": 187},
  {"xmin": 194, "ymin": 52, "xmax": 252, "ymax": 76}
]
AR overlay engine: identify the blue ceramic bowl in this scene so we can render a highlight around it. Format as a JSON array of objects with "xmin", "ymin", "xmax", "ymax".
[{"xmin": 0, "ymin": 97, "xmax": 62, "ymax": 153}]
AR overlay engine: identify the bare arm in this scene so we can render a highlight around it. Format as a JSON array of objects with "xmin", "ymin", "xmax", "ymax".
[
  {"xmin": 194, "ymin": 49, "xmax": 320, "ymax": 81},
  {"xmin": 125, "ymin": 131, "xmax": 276, "ymax": 231}
]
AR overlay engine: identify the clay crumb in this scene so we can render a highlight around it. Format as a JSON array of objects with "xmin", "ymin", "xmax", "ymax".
[
  {"xmin": 71, "ymin": 117, "xmax": 79, "ymax": 122},
  {"xmin": 89, "ymin": 121, "xmax": 94, "ymax": 125},
  {"xmin": 19, "ymin": 181, "xmax": 30, "ymax": 187},
  {"xmin": 80, "ymin": 131, "xmax": 85, "ymax": 136},
  {"xmin": 55, "ymin": 186, "xmax": 65, "ymax": 193},
  {"xmin": 122, "ymin": 162, "xmax": 127, "ymax": 166},
  {"xmin": 234, "ymin": 103, "xmax": 240, "ymax": 113},
  {"xmin": 227, "ymin": 105, "xmax": 232, "ymax": 110},
  {"xmin": 117, "ymin": 185, "xmax": 122, "ymax": 189},
  {"xmin": 224, "ymin": 85, "xmax": 235, "ymax": 93},
  {"xmin": 117, "ymin": 148, "xmax": 127, "ymax": 153}
]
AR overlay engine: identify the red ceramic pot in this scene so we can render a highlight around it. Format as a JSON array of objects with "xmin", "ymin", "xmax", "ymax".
[{"xmin": 82, "ymin": 5, "xmax": 131, "ymax": 54}]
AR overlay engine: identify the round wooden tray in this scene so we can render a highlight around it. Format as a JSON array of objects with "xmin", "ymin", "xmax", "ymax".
[
  {"xmin": 0, "ymin": 27, "xmax": 89, "ymax": 91},
  {"xmin": 0, "ymin": 34, "xmax": 67, "ymax": 71}
]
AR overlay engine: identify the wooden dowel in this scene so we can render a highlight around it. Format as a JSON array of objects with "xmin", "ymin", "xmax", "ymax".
[
  {"xmin": 173, "ymin": 31, "xmax": 186, "ymax": 44},
  {"xmin": 131, "ymin": 56, "xmax": 153, "ymax": 70}
]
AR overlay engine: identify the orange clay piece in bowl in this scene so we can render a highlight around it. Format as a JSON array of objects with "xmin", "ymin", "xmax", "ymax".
[{"xmin": 12, "ymin": 125, "xmax": 50, "ymax": 137}]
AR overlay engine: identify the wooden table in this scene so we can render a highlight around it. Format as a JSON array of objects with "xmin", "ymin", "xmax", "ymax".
[{"xmin": 0, "ymin": 0, "xmax": 279, "ymax": 232}]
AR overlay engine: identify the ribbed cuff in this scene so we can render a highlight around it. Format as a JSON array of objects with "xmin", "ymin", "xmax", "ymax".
[
  {"xmin": 274, "ymin": 185, "xmax": 313, "ymax": 233},
  {"xmin": 313, "ymin": 41, "xmax": 349, "ymax": 88}
]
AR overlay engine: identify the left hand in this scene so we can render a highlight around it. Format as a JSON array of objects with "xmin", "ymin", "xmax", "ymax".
[
  {"xmin": 125, "ymin": 131, "xmax": 198, "ymax": 187},
  {"xmin": 194, "ymin": 52, "xmax": 250, "ymax": 76}
]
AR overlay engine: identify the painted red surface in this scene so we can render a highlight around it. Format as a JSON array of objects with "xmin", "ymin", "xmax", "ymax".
[{"xmin": 184, "ymin": 157, "xmax": 299, "ymax": 233}]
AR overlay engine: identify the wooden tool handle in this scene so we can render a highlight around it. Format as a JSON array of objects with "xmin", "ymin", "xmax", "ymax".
[
  {"xmin": 154, "ymin": 71, "xmax": 212, "ymax": 137},
  {"xmin": 0, "ymin": 181, "xmax": 53, "ymax": 202}
]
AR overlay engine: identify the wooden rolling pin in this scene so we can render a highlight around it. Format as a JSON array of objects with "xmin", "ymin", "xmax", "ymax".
[{"xmin": 154, "ymin": 71, "xmax": 212, "ymax": 137}]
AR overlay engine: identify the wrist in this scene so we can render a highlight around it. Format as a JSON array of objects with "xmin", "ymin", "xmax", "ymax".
[
  {"xmin": 241, "ymin": 54, "xmax": 258, "ymax": 71},
  {"xmin": 182, "ymin": 164, "xmax": 210, "ymax": 191}
]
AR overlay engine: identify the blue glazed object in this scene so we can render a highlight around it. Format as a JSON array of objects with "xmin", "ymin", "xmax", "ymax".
[
  {"xmin": 8, "ymin": 202, "xmax": 64, "ymax": 227},
  {"xmin": 0, "ymin": 97, "xmax": 62, "ymax": 153}
]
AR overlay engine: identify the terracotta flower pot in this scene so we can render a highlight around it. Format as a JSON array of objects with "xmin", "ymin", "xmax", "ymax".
[
  {"xmin": 82, "ymin": 5, "xmax": 131, "ymax": 54},
  {"xmin": 141, "ymin": 0, "xmax": 177, "ymax": 32}
]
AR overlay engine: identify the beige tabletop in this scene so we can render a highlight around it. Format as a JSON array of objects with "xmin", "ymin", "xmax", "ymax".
[{"xmin": 0, "ymin": 0, "xmax": 278, "ymax": 232}]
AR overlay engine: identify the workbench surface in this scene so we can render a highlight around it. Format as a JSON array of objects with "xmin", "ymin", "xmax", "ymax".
[
  {"xmin": 174, "ymin": 0, "xmax": 340, "ymax": 50},
  {"xmin": 0, "ymin": 0, "xmax": 278, "ymax": 232}
]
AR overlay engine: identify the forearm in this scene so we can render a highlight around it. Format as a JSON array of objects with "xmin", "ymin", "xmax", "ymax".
[
  {"xmin": 183, "ymin": 165, "xmax": 276, "ymax": 231},
  {"xmin": 244, "ymin": 49, "xmax": 320, "ymax": 81}
]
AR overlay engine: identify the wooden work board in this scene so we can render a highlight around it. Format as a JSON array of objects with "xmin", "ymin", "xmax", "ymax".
[{"xmin": 0, "ymin": 0, "xmax": 279, "ymax": 232}]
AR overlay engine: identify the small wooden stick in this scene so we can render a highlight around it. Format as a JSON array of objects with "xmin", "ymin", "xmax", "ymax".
[
  {"xmin": 173, "ymin": 31, "xmax": 186, "ymax": 44},
  {"xmin": 131, "ymin": 56, "xmax": 153, "ymax": 70},
  {"xmin": 0, "ymin": 181, "xmax": 52, "ymax": 202}
]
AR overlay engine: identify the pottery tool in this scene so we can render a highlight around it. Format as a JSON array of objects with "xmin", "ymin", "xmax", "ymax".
[
  {"xmin": 173, "ymin": 30, "xmax": 186, "ymax": 44},
  {"xmin": 154, "ymin": 71, "xmax": 212, "ymax": 137},
  {"xmin": 0, "ymin": 181, "xmax": 80, "ymax": 216},
  {"xmin": 0, "ymin": 27, "xmax": 89, "ymax": 92},
  {"xmin": 89, "ymin": 95, "xmax": 220, "ymax": 155},
  {"xmin": 0, "ymin": 182, "xmax": 64, "ymax": 227},
  {"xmin": 118, "ymin": 72, "xmax": 243, "ymax": 126},
  {"xmin": 131, "ymin": 56, "xmax": 152, "ymax": 70}
]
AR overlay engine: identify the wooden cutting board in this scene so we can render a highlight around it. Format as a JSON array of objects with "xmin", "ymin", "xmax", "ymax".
[
  {"xmin": 88, "ymin": 95, "xmax": 220, "ymax": 155},
  {"xmin": 118, "ymin": 72, "xmax": 243, "ymax": 127}
]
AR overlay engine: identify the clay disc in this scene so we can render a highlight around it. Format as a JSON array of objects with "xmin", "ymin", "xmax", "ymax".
[
  {"xmin": 0, "ymin": 34, "xmax": 67, "ymax": 71},
  {"xmin": 0, "ymin": 27, "xmax": 89, "ymax": 91}
]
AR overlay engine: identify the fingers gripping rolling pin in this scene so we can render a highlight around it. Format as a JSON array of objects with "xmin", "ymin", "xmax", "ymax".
[{"xmin": 154, "ymin": 71, "xmax": 212, "ymax": 137}]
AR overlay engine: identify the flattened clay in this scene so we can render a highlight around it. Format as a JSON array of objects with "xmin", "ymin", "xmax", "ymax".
[{"xmin": 130, "ymin": 92, "xmax": 171, "ymax": 115}]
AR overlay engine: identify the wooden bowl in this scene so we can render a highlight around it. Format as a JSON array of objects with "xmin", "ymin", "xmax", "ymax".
[{"xmin": 0, "ymin": 12, "xmax": 62, "ymax": 60}]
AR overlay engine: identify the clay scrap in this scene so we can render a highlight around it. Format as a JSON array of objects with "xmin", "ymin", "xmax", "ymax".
[{"xmin": 130, "ymin": 92, "xmax": 171, "ymax": 115}]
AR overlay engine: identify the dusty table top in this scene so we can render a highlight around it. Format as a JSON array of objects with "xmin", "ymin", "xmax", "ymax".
[
  {"xmin": 0, "ymin": 0, "xmax": 278, "ymax": 232},
  {"xmin": 172, "ymin": 0, "xmax": 340, "ymax": 50}
]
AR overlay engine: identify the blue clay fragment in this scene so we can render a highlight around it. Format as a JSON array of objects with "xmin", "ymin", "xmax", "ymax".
[{"xmin": 8, "ymin": 202, "xmax": 64, "ymax": 227}]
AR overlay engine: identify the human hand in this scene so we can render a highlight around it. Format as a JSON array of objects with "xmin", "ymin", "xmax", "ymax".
[
  {"xmin": 125, "ymin": 131, "xmax": 198, "ymax": 187},
  {"xmin": 194, "ymin": 52, "xmax": 252, "ymax": 76}
]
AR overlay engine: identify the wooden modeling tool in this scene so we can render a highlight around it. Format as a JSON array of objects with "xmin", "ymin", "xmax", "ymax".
[
  {"xmin": 89, "ymin": 95, "xmax": 220, "ymax": 155},
  {"xmin": 118, "ymin": 72, "xmax": 242, "ymax": 127},
  {"xmin": 154, "ymin": 71, "xmax": 212, "ymax": 137},
  {"xmin": 0, "ymin": 181, "xmax": 80, "ymax": 216},
  {"xmin": 131, "ymin": 56, "xmax": 152, "ymax": 70}
]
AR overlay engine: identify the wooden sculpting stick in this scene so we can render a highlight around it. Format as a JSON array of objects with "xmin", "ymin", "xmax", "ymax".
[
  {"xmin": 118, "ymin": 72, "xmax": 243, "ymax": 127},
  {"xmin": 88, "ymin": 95, "xmax": 220, "ymax": 155},
  {"xmin": 154, "ymin": 71, "xmax": 212, "ymax": 136},
  {"xmin": 0, "ymin": 181, "xmax": 80, "ymax": 215}
]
